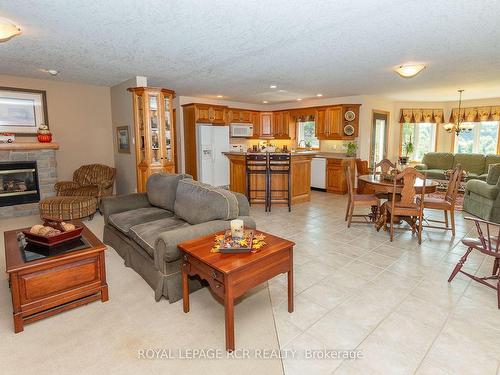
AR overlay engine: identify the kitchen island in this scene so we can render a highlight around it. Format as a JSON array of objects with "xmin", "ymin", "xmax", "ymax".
[{"xmin": 224, "ymin": 152, "xmax": 317, "ymax": 205}]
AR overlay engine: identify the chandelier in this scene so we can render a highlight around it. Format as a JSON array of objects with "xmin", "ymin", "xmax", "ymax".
[{"xmin": 443, "ymin": 90, "xmax": 474, "ymax": 135}]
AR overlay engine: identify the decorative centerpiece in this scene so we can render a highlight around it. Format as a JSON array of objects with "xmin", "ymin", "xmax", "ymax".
[
  {"xmin": 37, "ymin": 124, "xmax": 52, "ymax": 143},
  {"xmin": 22, "ymin": 218, "xmax": 83, "ymax": 247},
  {"xmin": 211, "ymin": 224, "xmax": 267, "ymax": 254}
]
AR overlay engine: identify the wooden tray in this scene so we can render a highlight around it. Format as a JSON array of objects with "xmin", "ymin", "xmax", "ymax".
[
  {"xmin": 219, "ymin": 229, "xmax": 254, "ymax": 254},
  {"xmin": 22, "ymin": 218, "xmax": 83, "ymax": 247}
]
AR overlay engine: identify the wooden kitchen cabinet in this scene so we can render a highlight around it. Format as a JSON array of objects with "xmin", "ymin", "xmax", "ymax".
[
  {"xmin": 251, "ymin": 111, "xmax": 261, "ymax": 139},
  {"xmin": 228, "ymin": 108, "xmax": 252, "ymax": 123},
  {"xmin": 326, "ymin": 158, "xmax": 355, "ymax": 194},
  {"xmin": 326, "ymin": 107, "xmax": 343, "ymax": 138},
  {"xmin": 273, "ymin": 111, "xmax": 293, "ymax": 139},
  {"xmin": 260, "ymin": 112, "xmax": 273, "ymax": 138},
  {"xmin": 315, "ymin": 108, "xmax": 327, "ymax": 139},
  {"xmin": 193, "ymin": 104, "xmax": 226, "ymax": 125},
  {"xmin": 316, "ymin": 106, "xmax": 342, "ymax": 140}
]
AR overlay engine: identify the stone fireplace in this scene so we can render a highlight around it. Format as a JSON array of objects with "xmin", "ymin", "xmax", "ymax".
[{"xmin": 0, "ymin": 143, "xmax": 58, "ymax": 218}]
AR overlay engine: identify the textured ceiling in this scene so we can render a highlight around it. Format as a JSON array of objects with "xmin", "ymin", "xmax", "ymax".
[{"xmin": 1, "ymin": 0, "xmax": 500, "ymax": 103}]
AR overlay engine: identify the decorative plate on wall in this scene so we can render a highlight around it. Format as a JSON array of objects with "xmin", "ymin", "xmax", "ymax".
[
  {"xmin": 343, "ymin": 124, "xmax": 355, "ymax": 136},
  {"xmin": 344, "ymin": 110, "xmax": 356, "ymax": 121}
]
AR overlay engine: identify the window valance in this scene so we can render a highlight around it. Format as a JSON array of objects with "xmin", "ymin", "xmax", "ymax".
[
  {"xmin": 295, "ymin": 114, "xmax": 315, "ymax": 122},
  {"xmin": 449, "ymin": 106, "xmax": 500, "ymax": 123},
  {"xmin": 399, "ymin": 108, "xmax": 445, "ymax": 124}
]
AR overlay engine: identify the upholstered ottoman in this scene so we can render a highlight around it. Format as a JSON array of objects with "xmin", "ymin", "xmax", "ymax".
[{"xmin": 39, "ymin": 196, "xmax": 97, "ymax": 220}]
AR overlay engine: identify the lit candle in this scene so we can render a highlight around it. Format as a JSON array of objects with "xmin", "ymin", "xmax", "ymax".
[{"xmin": 230, "ymin": 219, "xmax": 244, "ymax": 239}]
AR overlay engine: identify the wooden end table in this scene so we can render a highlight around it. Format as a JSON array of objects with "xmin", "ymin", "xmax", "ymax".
[
  {"xmin": 178, "ymin": 230, "xmax": 294, "ymax": 352},
  {"xmin": 4, "ymin": 221, "xmax": 109, "ymax": 333}
]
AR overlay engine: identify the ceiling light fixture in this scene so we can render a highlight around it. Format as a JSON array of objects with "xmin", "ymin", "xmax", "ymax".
[
  {"xmin": 0, "ymin": 17, "xmax": 21, "ymax": 42},
  {"xmin": 262, "ymin": 101, "xmax": 268, "ymax": 104},
  {"xmin": 47, "ymin": 69, "xmax": 59, "ymax": 76},
  {"xmin": 297, "ymin": 98, "xmax": 302, "ymax": 101},
  {"xmin": 216, "ymin": 95, "xmax": 223, "ymax": 98},
  {"xmin": 394, "ymin": 64, "xmax": 426, "ymax": 78},
  {"xmin": 278, "ymin": 89, "xmax": 286, "ymax": 93},
  {"xmin": 270, "ymin": 84, "xmax": 277, "ymax": 89},
  {"xmin": 316, "ymin": 94, "xmax": 323, "ymax": 97}
]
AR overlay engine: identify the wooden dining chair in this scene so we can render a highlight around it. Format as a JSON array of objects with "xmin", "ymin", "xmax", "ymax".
[
  {"xmin": 344, "ymin": 165, "xmax": 380, "ymax": 227},
  {"xmin": 356, "ymin": 158, "xmax": 372, "ymax": 194},
  {"xmin": 448, "ymin": 217, "xmax": 500, "ymax": 308},
  {"xmin": 386, "ymin": 167, "xmax": 426, "ymax": 244},
  {"xmin": 422, "ymin": 165, "xmax": 462, "ymax": 236},
  {"xmin": 374, "ymin": 159, "xmax": 396, "ymax": 199},
  {"xmin": 374, "ymin": 159, "xmax": 396, "ymax": 176}
]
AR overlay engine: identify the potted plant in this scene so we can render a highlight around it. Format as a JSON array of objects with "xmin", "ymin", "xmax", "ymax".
[
  {"xmin": 399, "ymin": 136, "xmax": 413, "ymax": 165},
  {"xmin": 346, "ymin": 141, "xmax": 357, "ymax": 157}
]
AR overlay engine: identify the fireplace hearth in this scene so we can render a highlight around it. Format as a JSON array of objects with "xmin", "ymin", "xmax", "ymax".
[{"xmin": 0, "ymin": 161, "xmax": 40, "ymax": 207}]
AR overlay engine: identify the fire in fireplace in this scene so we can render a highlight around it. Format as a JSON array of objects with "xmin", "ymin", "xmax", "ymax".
[{"xmin": 0, "ymin": 161, "xmax": 40, "ymax": 207}]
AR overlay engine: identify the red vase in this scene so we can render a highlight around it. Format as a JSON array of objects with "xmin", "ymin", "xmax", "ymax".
[{"xmin": 37, "ymin": 133, "xmax": 52, "ymax": 143}]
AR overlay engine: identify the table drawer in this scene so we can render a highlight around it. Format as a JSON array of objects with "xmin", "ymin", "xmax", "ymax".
[
  {"xmin": 183, "ymin": 253, "xmax": 224, "ymax": 284},
  {"xmin": 18, "ymin": 256, "xmax": 100, "ymax": 305}
]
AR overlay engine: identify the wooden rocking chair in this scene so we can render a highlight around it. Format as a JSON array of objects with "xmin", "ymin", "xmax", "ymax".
[{"xmin": 448, "ymin": 217, "xmax": 500, "ymax": 308}]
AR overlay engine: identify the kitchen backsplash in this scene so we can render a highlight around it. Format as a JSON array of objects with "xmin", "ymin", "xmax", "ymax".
[{"xmin": 230, "ymin": 137, "xmax": 357, "ymax": 153}]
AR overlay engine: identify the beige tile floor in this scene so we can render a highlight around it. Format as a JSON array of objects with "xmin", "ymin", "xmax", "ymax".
[
  {"xmin": 1, "ymin": 190, "xmax": 499, "ymax": 375},
  {"xmin": 252, "ymin": 191, "xmax": 500, "ymax": 375}
]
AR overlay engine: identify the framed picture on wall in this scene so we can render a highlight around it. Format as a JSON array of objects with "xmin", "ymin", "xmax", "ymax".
[
  {"xmin": 116, "ymin": 126, "xmax": 130, "ymax": 153},
  {"xmin": 0, "ymin": 87, "xmax": 49, "ymax": 133}
]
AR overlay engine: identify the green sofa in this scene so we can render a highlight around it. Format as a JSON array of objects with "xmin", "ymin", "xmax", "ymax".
[
  {"xmin": 101, "ymin": 173, "xmax": 256, "ymax": 302},
  {"xmin": 415, "ymin": 152, "xmax": 500, "ymax": 181},
  {"xmin": 463, "ymin": 164, "xmax": 500, "ymax": 223}
]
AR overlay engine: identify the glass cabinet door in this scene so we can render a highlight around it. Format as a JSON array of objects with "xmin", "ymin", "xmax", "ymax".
[
  {"xmin": 148, "ymin": 94, "xmax": 161, "ymax": 165},
  {"xmin": 137, "ymin": 94, "xmax": 146, "ymax": 163},
  {"xmin": 164, "ymin": 95, "xmax": 173, "ymax": 163}
]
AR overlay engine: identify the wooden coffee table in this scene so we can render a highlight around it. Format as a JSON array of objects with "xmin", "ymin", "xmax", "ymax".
[
  {"xmin": 4, "ymin": 220, "xmax": 108, "ymax": 333},
  {"xmin": 178, "ymin": 230, "xmax": 294, "ymax": 351}
]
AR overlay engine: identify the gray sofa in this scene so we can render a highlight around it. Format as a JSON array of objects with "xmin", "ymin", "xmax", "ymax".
[{"xmin": 101, "ymin": 173, "xmax": 256, "ymax": 303}]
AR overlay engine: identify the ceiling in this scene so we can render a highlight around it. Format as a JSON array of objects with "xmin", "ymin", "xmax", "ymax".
[{"xmin": 1, "ymin": 0, "xmax": 500, "ymax": 103}]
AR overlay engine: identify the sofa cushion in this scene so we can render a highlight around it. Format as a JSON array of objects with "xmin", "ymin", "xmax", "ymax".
[
  {"xmin": 453, "ymin": 153, "xmax": 486, "ymax": 175},
  {"xmin": 478, "ymin": 173, "xmax": 488, "ymax": 181},
  {"xmin": 422, "ymin": 153, "xmax": 454, "ymax": 171},
  {"xmin": 146, "ymin": 173, "xmax": 192, "ymax": 211},
  {"xmin": 108, "ymin": 207, "xmax": 174, "ymax": 234},
  {"xmin": 467, "ymin": 180, "xmax": 499, "ymax": 199},
  {"xmin": 129, "ymin": 217, "xmax": 190, "ymax": 257},
  {"xmin": 486, "ymin": 154, "xmax": 500, "ymax": 170},
  {"xmin": 421, "ymin": 169, "xmax": 446, "ymax": 180},
  {"xmin": 487, "ymin": 164, "xmax": 500, "ymax": 185},
  {"xmin": 174, "ymin": 179, "xmax": 239, "ymax": 225}
]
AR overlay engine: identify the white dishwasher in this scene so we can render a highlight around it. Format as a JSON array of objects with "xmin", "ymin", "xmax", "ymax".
[{"xmin": 311, "ymin": 157, "xmax": 327, "ymax": 189}]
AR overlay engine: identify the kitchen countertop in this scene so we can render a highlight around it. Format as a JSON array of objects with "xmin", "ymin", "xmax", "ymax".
[
  {"xmin": 223, "ymin": 151, "xmax": 318, "ymax": 156},
  {"xmin": 223, "ymin": 151, "xmax": 354, "ymax": 159}
]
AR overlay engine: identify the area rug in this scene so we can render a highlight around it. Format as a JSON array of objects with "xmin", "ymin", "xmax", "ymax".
[
  {"xmin": 0, "ymin": 215, "xmax": 282, "ymax": 375},
  {"xmin": 426, "ymin": 192, "xmax": 464, "ymax": 211}
]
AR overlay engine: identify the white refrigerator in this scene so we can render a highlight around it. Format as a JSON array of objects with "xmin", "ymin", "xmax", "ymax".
[{"xmin": 196, "ymin": 124, "xmax": 231, "ymax": 187}]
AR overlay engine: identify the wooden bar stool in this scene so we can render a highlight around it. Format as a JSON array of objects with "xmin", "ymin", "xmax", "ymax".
[
  {"xmin": 268, "ymin": 153, "xmax": 292, "ymax": 212},
  {"xmin": 246, "ymin": 153, "xmax": 269, "ymax": 211}
]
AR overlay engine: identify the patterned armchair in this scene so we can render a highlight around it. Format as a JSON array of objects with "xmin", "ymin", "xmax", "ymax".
[{"xmin": 55, "ymin": 164, "xmax": 116, "ymax": 200}]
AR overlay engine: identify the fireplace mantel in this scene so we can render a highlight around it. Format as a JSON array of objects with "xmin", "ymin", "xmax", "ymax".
[{"xmin": 0, "ymin": 142, "xmax": 59, "ymax": 151}]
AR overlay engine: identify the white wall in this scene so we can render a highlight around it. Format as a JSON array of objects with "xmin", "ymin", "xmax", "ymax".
[{"xmin": 110, "ymin": 76, "xmax": 147, "ymax": 195}]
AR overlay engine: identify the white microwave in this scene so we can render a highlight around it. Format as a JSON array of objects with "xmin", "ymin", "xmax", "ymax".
[{"xmin": 230, "ymin": 123, "xmax": 253, "ymax": 138}]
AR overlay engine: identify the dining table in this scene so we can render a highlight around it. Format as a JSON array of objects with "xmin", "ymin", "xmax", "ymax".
[{"xmin": 358, "ymin": 174, "xmax": 440, "ymax": 231}]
